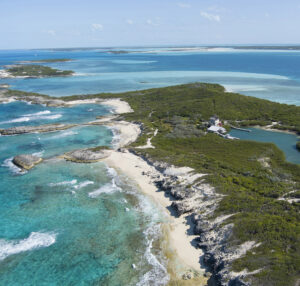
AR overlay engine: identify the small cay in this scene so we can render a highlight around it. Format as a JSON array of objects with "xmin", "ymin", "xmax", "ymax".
[
  {"xmin": 12, "ymin": 154, "xmax": 43, "ymax": 170},
  {"xmin": 0, "ymin": 123, "xmax": 77, "ymax": 135},
  {"xmin": 62, "ymin": 147, "xmax": 111, "ymax": 163}
]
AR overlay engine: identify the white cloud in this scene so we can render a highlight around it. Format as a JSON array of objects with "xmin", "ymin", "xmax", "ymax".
[
  {"xmin": 47, "ymin": 30, "xmax": 56, "ymax": 36},
  {"xmin": 91, "ymin": 23, "xmax": 103, "ymax": 31},
  {"xmin": 177, "ymin": 3, "xmax": 191, "ymax": 8},
  {"xmin": 200, "ymin": 11, "xmax": 221, "ymax": 22},
  {"xmin": 146, "ymin": 19, "xmax": 159, "ymax": 26},
  {"xmin": 126, "ymin": 19, "xmax": 134, "ymax": 25}
]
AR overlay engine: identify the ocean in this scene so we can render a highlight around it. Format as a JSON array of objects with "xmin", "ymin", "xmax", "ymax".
[{"xmin": 0, "ymin": 47, "xmax": 299, "ymax": 285}]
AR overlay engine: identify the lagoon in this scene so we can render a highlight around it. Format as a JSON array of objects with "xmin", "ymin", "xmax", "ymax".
[{"xmin": 230, "ymin": 127, "xmax": 300, "ymax": 164}]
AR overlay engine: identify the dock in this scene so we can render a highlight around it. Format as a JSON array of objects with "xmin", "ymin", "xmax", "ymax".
[{"xmin": 230, "ymin": 125, "xmax": 252, "ymax": 132}]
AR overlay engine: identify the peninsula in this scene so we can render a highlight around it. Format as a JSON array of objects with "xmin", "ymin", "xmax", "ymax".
[
  {"xmin": 17, "ymin": 58, "xmax": 72, "ymax": 64},
  {"xmin": 1, "ymin": 83, "xmax": 300, "ymax": 286},
  {"xmin": 0, "ymin": 64, "xmax": 74, "ymax": 78}
]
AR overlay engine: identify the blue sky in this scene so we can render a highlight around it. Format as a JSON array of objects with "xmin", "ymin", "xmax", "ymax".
[{"xmin": 0, "ymin": 0, "xmax": 300, "ymax": 49}]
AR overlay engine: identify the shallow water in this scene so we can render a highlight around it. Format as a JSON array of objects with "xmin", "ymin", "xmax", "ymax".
[
  {"xmin": 0, "ymin": 48, "xmax": 300, "ymax": 285},
  {"xmin": 0, "ymin": 94, "xmax": 169, "ymax": 285},
  {"xmin": 230, "ymin": 127, "xmax": 300, "ymax": 164},
  {"xmin": 0, "ymin": 160, "xmax": 168, "ymax": 285},
  {"xmin": 1, "ymin": 49, "xmax": 300, "ymax": 105}
]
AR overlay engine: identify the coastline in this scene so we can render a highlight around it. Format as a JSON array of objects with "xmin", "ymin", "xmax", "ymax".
[
  {"xmin": 103, "ymin": 150, "xmax": 207, "ymax": 284},
  {"xmin": 254, "ymin": 125, "xmax": 300, "ymax": 136},
  {"xmin": 102, "ymin": 99, "xmax": 208, "ymax": 284}
]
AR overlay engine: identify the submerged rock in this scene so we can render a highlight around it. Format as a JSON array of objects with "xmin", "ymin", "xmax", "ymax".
[
  {"xmin": 12, "ymin": 154, "xmax": 43, "ymax": 170},
  {"xmin": 0, "ymin": 124, "xmax": 77, "ymax": 135},
  {"xmin": 63, "ymin": 147, "xmax": 111, "ymax": 163}
]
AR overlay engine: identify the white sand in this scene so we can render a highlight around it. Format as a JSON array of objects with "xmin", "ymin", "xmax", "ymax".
[
  {"xmin": 101, "ymin": 98, "xmax": 133, "ymax": 114},
  {"xmin": 0, "ymin": 70, "xmax": 12, "ymax": 79},
  {"xmin": 103, "ymin": 149, "xmax": 204, "ymax": 272},
  {"xmin": 66, "ymin": 98, "xmax": 133, "ymax": 114},
  {"xmin": 106, "ymin": 121, "xmax": 141, "ymax": 149}
]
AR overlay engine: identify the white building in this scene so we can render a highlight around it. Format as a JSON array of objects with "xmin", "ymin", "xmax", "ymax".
[
  {"xmin": 209, "ymin": 116, "xmax": 221, "ymax": 126},
  {"xmin": 207, "ymin": 125, "xmax": 226, "ymax": 134}
]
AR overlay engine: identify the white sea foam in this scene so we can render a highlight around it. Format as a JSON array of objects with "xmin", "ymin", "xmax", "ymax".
[
  {"xmin": 100, "ymin": 163, "xmax": 168, "ymax": 284},
  {"xmin": 88, "ymin": 179, "xmax": 121, "ymax": 198},
  {"xmin": 32, "ymin": 150, "xmax": 45, "ymax": 157},
  {"xmin": 39, "ymin": 114, "xmax": 62, "ymax": 120},
  {"xmin": 49, "ymin": 180, "xmax": 77, "ymax": 187},
  {"xmin": 0, "ymin": 112, "xmax": 62, "ymax": 125},
  {"xmin": 108, "ymin": 126, "xmax": 121, "ymax": 149},
  {"xmin": 1, "ymin": 157, "xmax": 26, "ymax": 175},
  {"xmin": 49, "ymin": 130, "xmax": 78, "ymax": 139},
  {"xmin": 0, "ymin": 232, "xmax": 57, "ymax": 261},
  {"xmin": 88, "ymin": 166, "xmax": 122, "ymax": 198},
  {"xmin": 7, "ymin": 117, "xmax": 31, "ymax": 123},
  {"xmin": 106, "ymin": 165, "xmax": 119, "ymax": 178},
  {"xmin": 24, "ymin": 110, "xmax": 51, "ymax": 116},
  {"xmin": 137, "ymin": 224, "xmax": 169, "ymax": 286},
  {"xmin": 74, "ymin": 180, "xmax": 94, "ymax": 189}
]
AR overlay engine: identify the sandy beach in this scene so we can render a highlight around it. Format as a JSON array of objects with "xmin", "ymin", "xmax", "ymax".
[
  {"xmin": 104, "ymin": 150, "xmax": 206, "ymax": 281},
  {"xmin": 100, "ymin": 98, "xmax": 207, "ymax": 283}
]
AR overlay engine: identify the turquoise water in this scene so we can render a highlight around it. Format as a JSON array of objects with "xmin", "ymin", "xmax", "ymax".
[
  {"xmin": 0, "ymin": 100, "xmax": 168, "ymax": 284},
  {"xmin": 0, "ymin": 48, "xmax": 300, "ymax": 285},
  {"xmin": 0, "ymin": 160, "xmax": 167, "ymax": 285},
  {"xmin": 230, "ymin": 128, "xmax": 300, "ymax": 165},
  {"xmin": 1, "ymin": 48, "xmax": 300, "ymax": 105}
]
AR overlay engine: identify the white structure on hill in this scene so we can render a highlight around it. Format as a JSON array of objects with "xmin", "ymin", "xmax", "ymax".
[
  {"xmin": 207, "ymin": 125, "xmax": 226, "ymax": 134},
  {"xmin": 210, "ymin": 115, "xmax": 221, "ymax": 126}
]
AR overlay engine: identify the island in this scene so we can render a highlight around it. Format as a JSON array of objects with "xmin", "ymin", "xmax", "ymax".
[
  {"xmin": 1, "ymin": 83, "xmax": 300, "ymax": 286},
  {"xmin": 17, "ymin": 58, "xmax": 72, "ymax": 64},
  {"xmin": 12, "ymin": 154, "xmax": 43, "ymax": 170},
  {"xmin": 297, "ymin": 141, "xmax": 300, "ymax": 152},
  {"xmin": 0, "ymin": 123, "xmax": 77, "ymax": 135},
  {"xmin": 0, "ymin": 64, "xmax": 74, "ymax": 78}
]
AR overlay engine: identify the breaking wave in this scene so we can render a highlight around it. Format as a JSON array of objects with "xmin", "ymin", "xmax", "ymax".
[
  {"xmin": 0, "ymin": 111, "xmax": 62, "ymax": 125},
  {"xmin": 0, "ymin": 232, "xmax": 57, "ymax": 261},
  {"xmin": 1, "ymin": 157, "xmax": 26, "ymax": 175}
]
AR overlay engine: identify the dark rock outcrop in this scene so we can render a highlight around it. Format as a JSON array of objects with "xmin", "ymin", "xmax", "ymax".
[
  {"xmin": 62, "ymin": 147, "xmax": 110, "ymax": 163},
  {"xmin": 0, "ymin": 124, "xmax": 77, "ymax": 135},
  {"xmin": 13, "ymin": 154, "xmax": 43, "ymax": 170}
]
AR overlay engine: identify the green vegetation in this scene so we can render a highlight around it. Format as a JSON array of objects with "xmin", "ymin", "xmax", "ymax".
[
  {"xmin": 4, "ymin": 83, "xmax": 300, "ymax": 285},
  {"xmin": 297, "ymin": 141, "xmax": 300, "ymax": 152},
  {"xmin": 73, "ymin": 83, "xmax": 298, "ymax": 286},
  {"xmin": 5, "ymin": 89, "xmax": 51, "ymax": 99},
  {"xmin": 60, "ymin": 82, "xmax": 300, "ymax": 134},
  {"xmin": 90, "ymin": 145, "xmax": 111, "ymax": 152},
  {"xmin": 19, "ymin": 58, "xmax": 71, "ymax": 63},
  {"xmin": 6, "ymin": 64, "xmax": 73, "ymax": 77}
]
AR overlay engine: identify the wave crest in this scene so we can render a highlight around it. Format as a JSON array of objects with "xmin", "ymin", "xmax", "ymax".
[{"xmin": 0, "ymin": 232, "xmax": 57, "ymax": 261}]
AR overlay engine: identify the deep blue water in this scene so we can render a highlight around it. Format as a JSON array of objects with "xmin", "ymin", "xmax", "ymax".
[
  {"xmin": 1, "ymin": 48, "xmax": 300, "ymax": 104},
  {"xmin": 0, "ymin": 47, "xmax": 300, "ymax": 285}
]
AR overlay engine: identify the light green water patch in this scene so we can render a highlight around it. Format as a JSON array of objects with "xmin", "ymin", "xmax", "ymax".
[
  {"xmin": 230, "ymin": 127, "xmax": 300, "ymax": 164},
  {"xmin": 0, "ymin": 159, "xmax": 169, "ymax": 285}
]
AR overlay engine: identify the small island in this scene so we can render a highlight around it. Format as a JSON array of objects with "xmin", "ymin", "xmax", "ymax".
[
  {"xmin": 0, "ymin": 64, "xmax": 74, "ymax": 78},
  {"xmin": 0, "ymin": 82, "xmax": 300, "ymax": 286},
  {"xmin": 18, "ymin": 58, "xmax": 72, "ymax": 64},
  {"xmin": 297, "ymin": 141, "xmax": 300, "ymax": 151}
]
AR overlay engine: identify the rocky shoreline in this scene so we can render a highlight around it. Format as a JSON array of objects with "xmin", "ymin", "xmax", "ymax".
[
  {"xmin": 2, "ymin": 88, "xmax": 260, "ymax": 285},
  {"xmin": 128, "ymin": 149, "xmax": 256, "ymax": 286},
  {"xmin": 12, "ymin": 154, "xmax": 43, "ymax": 170},
  {"xmin": 62, "ymin": 147, "xmax": 110, "ymax": 163},
  {"xmin": 0, "ymin": 123, "xmax": 77, "ymax": 135}
]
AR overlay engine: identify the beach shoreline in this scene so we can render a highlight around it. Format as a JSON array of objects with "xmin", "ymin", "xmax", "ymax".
[
  {"xmin": 103, "ymin": 150, "xmax": 207, "ymax": 284},
  {"xmin": 101, "ymin": 98, "xmax": 208, "ymax": 284}
]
